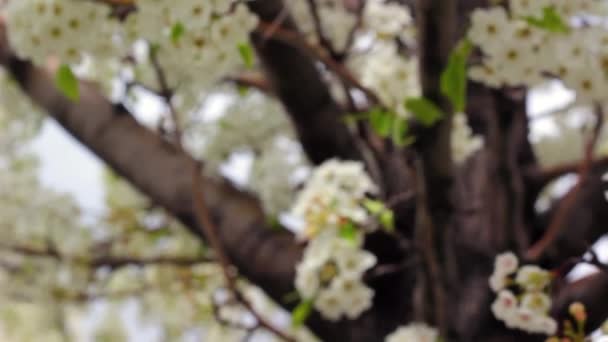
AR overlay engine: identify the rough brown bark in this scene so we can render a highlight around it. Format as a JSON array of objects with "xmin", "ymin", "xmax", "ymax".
[{"xmin": 247, "ymin": 1, "xmax": 361, "ymax": 164}]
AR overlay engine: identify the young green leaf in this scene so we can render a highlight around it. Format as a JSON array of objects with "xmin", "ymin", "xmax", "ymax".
[
  {"xmin": 363, "ymin": 199, "xmax": 385, "ymax": 215},
  {"xmin": 266, "ymin": 216, "xmax": 282, "ymax": 231},
  {"xmin": 292, "ymin": 299, "xmax": 313, "ymax": 327},
  {"xmin": 237, "ymin": 85, "xmax": 250, "ymax": 97},
  {"xmin": 524, "ymin": 6, "xmax": 569, "ymax": 33},
  {"xmin": 282, "ymin": 291, "xmax": 301, "ymax": 304},
  {"xmin": 379, "ymin": 209, "xmax": 395, "ymax": 232},
  {"xmin": 370, "ymin": 108, "xmax": 394, "ymax": 137},
  {"xmin": 238, "ymin": 42, "xmax": 255, "ymax": 69},
  {"xmin": 342, "ymin": 112, "xmax": 370, "ymax": 125},
  {"xmin": 55, "ymin": 64, "xmax": 79, "ymax": 102},
  {"xmin": 440, "ymin": 39, "xmax": 472, "ymax": 112},
  {"xmin": 392, "ymin": 117, "xmax": 414, "ymax": 147},
  {"xmin": 405, "ymin": 97, "xmax": 444, "ymax": 127},
  {"xmin": 170, "ymin": 22, "xmax": 185, "ymax": 44},
  {"xmin": 339, "ymin": 222, "xmax": 358, "ymax": 243}
]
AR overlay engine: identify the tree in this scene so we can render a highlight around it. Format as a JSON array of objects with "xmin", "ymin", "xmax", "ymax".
[{"xmin": 1, "ymin": 0, "xmax": 608, "ymax": 341}]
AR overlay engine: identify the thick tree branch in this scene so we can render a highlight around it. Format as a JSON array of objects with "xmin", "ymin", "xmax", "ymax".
[
  {"xmin": 552, "ymin": 272, "xmax": 608, "ymax": 333},
  {"xmin": 0, "ymin": 24, "xmax": 301, "ymax": 309},
  {"xmin": 531, "ymin": 166, "xmax": 608, "ymax": 266},
  {"xmin": 527, "ymin": 107, "xmax": 605, "ymax": 261},
  {"xmin": 248, "ymin": 1, "xmax": 363, "ymax": 164},
  {"xmin": 415, "ymin": 0, "xmax": 458, "ymax": 222}
]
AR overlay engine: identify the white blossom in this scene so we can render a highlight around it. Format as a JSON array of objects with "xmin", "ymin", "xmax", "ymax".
[
  {"xmin": 291, "ymin": 159, "xmax": 377, "ymax": 238},
  {"xmin": 494, "ymin": 252, "xmax": 519, "ymax": 276},
  {"xmin": 515, "ymin": 265, "xmax": 552, "ymax": 292},
  {"xmin": 521, "ymin": 292, "xmax": 552, "ymax": 315},
  {"xmin": 295, "ymin": 231, "xmax": 376, "ymax": 321},
  {"xmin": 451, "ymin": 113, "xmax": 484, "ymax": 165},
  {"xmin": 491, "ymin": 290, "xmax": 518, "ymax": 322},
  {"xmin": 6, "ymin": 0, "xmax": 120, "ymax": 66},
  {"xmin": 385, "ymin": 323, "xmax": 439, "ymax": 342}
]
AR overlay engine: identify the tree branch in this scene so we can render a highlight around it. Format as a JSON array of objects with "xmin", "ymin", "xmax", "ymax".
[
  {"xmin": 527, "ymin": 106, "xmax": 604, "ymax": 261},
  {"xmin": 0, "ymin": 242, "xmax": 210, "ymax": 270},
  {"xmin": 0, "ymin": 23, "xmax": 301, "ymax": 311},
  {"xmin": 552, "ymin": 272, "xmax": 608, "ymax": 333},
  {"xmin": 248, "ymin": 1, "xmax": 363, "ymax": 164},
  {"xmin": 191, "ymin": 165, "xmax": 294, "ymax": 341}
]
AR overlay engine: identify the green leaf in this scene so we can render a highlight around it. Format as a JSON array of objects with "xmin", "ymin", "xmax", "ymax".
[
  {"xmin": 370, "ymin": 108, "xmax": 394, "ymax": 137},
  {"xmin": 170, "ymin": 22, "xmax": 185, "ymax": 44},
  {"xmin": 363, "ymin": 199, "xmax": 385, "ymax": 215},
  {"xmin": 237, "ymin": 85, "xmax": 250, "ymax": 97},
  {"xmin": 392, "ymin": 117, "xmax": 414, "ymax": 147},
  {"xmin": 291, "ymin": 299, "xmax": 313, "ymax": 327},
  {"xmin": 55, "ymin": 64, "xmax": 79, "ymax": 101},
  {"xmin": 342, "ymin": 112, "xmax": 370, "ymax": 125},
  {"xmin": 524, "ymin": 6, "xmax": 569, "ymax": 33},
  {"xmin": 282, "ymin": 291, "xmax": 301, "ymax": 304},
  {"xmin": 266, "ymin": 216, "xmax": 282, "ymax": 231},
  {"xmin": 148, "ymin": 228, "xmax": 172, "ymax": 241},
  {"xmin": 405, "ymin": 97, "xmax": 444, "ymax": 127},
  {"xmin": 440, "ymin": 39, "xmax": 472, "ymax": 112},
  {"xmin": 339, "ymin": 222, "xmax": 358, "ymax": 243},
  {"xmin": 379, "ymin": 209, "xmax": 395, "ymax": 232},
  {"xmin": 238, "ymin": 42, "xmax": 255, "ymax": 69}
]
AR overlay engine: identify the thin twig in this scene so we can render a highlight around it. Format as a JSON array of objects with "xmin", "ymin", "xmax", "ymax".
[
  {"xmin": 0, "ymin": 242, "xmax": 210, "ymax": 269},
  {"xmin": 526, "ymin": 104, "xmax": 605, "ymax": 261},
  {"xmin": 256, "ymin": 21, "xmax": 380, "ymax": 105},
  {"xmin": 305, "ymin": 0, "xmax": 339, "ymax": 58},
  {"xmin": 225, "ymin": 72, "xmax": 273, "ymax": 93},
  {"xmin": 149, "ymin": 47, "xmax": 183, "ymax": 148},
  {"xmin": 212, "ymin": 297, "xmax": 257, "ymax": 333},
  {"xmin": 525, "ymin": 156, "xmax": 608, "ymax": 190},
  {"xmin": 191, "ymin": 164, "xmax": 295, "ymax": 342},
  {"xmin": 340, "ymin": 0, "xmax": 365, "ymax": 60}
]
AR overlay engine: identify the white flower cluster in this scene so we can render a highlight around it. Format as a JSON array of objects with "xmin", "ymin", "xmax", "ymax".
[
  {"xmin": 385, "ymin": 322, "xmax": 439, "ymax": 342},
  {"xmin": 124, "ymin": 0, "xmax": 258, "ymax": 92},
  {"xmin": 0, "ymin": 69, "xmax": 43, "ymax": 156},
  {"xmin": 489, "ymin": 252, "xmax": 557, "ymax": 335},
  {"xmin": 349, "ymin": 42, "xmax": 421, "ymax": 118},
  {"xmin": 295, "ymin": 231, "xmax": 377, "ymax": 321},
  {"xmin": 451, "ymin": 113, "xmax": 483, "ymax": 165},
  {"xmin": 468, "ymin": 1, "xmax": 608, "ymax": 104},
  {"xmin": 5, "ymin": 0, "xmax": 120, "ymax": 66},
  {"xmin": 287, "ymin": 0, "xmax": 418, "ymax": 115},
  {"xmin": 291, "ymin": 159, "xmax": 377, "ymax": 238},
  {"xmin": 249, "ymin": 141, "xmax": 306, "ymax": 216},
  {"xmin": 190, "ymin": 92, "xmax": 306, "ymax": 216},
  {"xmin": 288, "ymin": 0, "xmax": 413, "ymax": 52},
  {"xmin": 363, "ymin": 0, "xmax": 414, "ymax": 40},
  {"xmin": 287, "ymin": 0, "xmax": 356, "ymax": 52}
]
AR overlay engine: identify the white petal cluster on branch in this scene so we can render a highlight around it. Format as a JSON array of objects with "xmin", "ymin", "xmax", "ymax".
[
  {"xmin": 190, "ymin": 92, "xmax": 307, "ymax": 216},
  {"xmin": 291, "ymin": 159, "xmax": 381, "ymax": 321},
  {"xmin": 0, "ymin": 69, "xmax": 43, "ymax": 157},
  {"xmin": 468, "ymin": 0, "xmax": 608, "ymax": 104},
  {"xmin": 349, "ymin": 42, "xmax": 421, "ymax": 118},
  {"xmin": 489, "ymin": 252, "xmax": 557, "ymax": 336},
  {"xmin": 295, "ymin": 230, "xmax": 376, "ymax": 321},
  {"xmin": 384, "ymin": 322, "xmax": 439, "ymax": 342},
  {"xmin": 5, "ymin": 0, "xmax": 120, "ymax": 66},
  {"xmin": 124, "ymin": 0, "xmax": 258, "ymax": 92},
  {"xmin": 291, "ymin": 159, "xmax": 377, "ymax": 238},
  {"xmin": 451, "ymin": 113, "xmax": 484, "ymax": 165}
]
